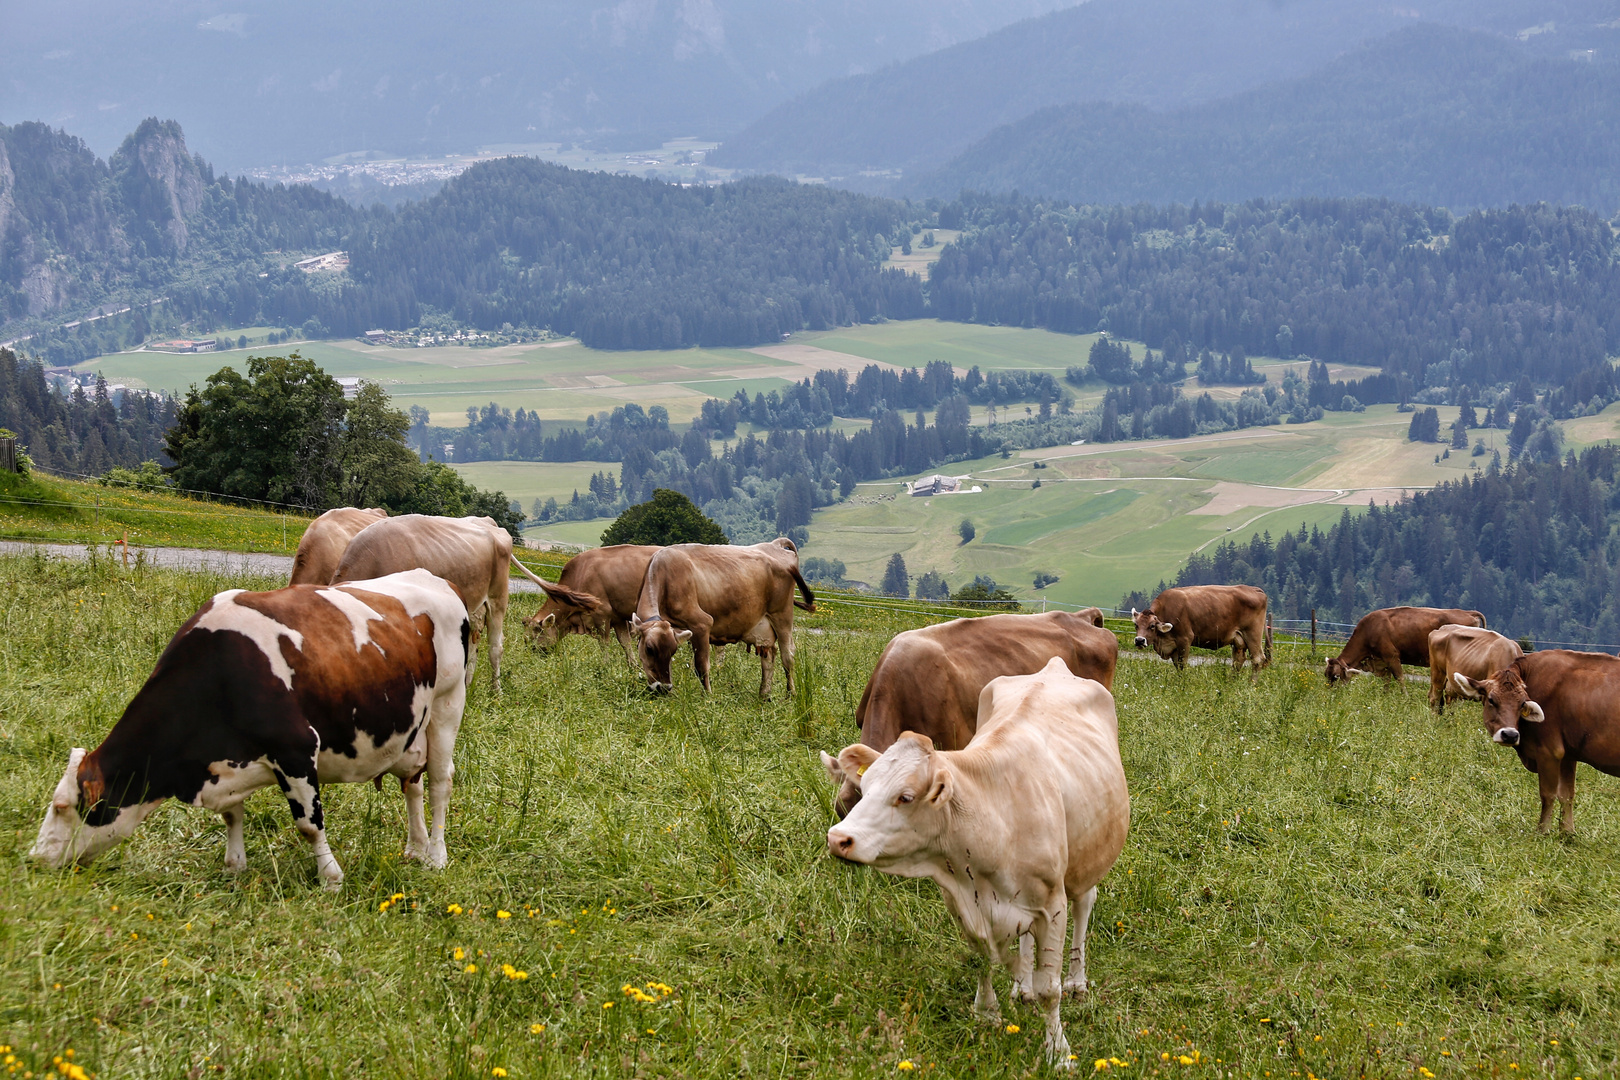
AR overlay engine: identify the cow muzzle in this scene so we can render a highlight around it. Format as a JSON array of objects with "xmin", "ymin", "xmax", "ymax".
[
  {"xmin": 1493, "ymin": 728, "xmax": 1520, "ymax": 746},
  {"xmin": 1133, "ymin": 636, "xmax": 1147, "ymax": 649},
  {"xmin": 647, "ymin": 680, "xmax": 673, "ymax": 695},
  {"xmin": 827, "ymin": 828, "xmax": 858, "ymax": 862}
]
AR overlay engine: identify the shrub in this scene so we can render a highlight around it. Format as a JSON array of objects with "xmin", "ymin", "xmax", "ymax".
[{"xmin": 601, "ymin": 488, "xmax": 727, "ymax": 546}]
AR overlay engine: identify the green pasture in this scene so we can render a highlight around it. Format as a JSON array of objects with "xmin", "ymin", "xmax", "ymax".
[
  {"xmin": 2, "ymin": 556, "xmax": 1618, "ymax": 1078},
  {"xmin": 522, "ymin": 519, "xmax": 614, "ymax": 549},
  {"xmin": 793, "ymin": 320, "xmax": 1095, "ymax": 373}
]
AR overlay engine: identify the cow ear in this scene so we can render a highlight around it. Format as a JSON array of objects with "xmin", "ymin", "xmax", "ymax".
[
  {"xmin": 541, "ymin": 613, "xmax": 556, "ymax": 629},
  {"xmin": 1520, "ymin": 700, "xmax": 1546, "ymax": 724},
  {"xmin": 1453, "ymin": 673, "xmax": 1483, "ymax": 699},
  {"xmin": 819, "ymin": 751, "xmax": 844, "ymax": 785},
  {"xmin": 630, "ymin": 614, "xmax": 645, "ymax": 636},
  {"xmin": 1157, "ymin": 621, "xmax": 1174, "ymax": 633},
  {"xmin": 675, "ymin": 629, "xmax": 694, "ymax": 644},
  {"xmin": 1130, "ymin": 607, "xmax": 1139, "ymax": 617},
  {"xmin": 927, "ymin": 763, "xmax": 952, "ymax": 806},
  {"xmin": 837, "ymin": 744, "xmax": 881, "ymax": 787}
]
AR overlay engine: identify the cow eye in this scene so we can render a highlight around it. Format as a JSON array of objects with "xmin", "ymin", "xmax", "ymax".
[
  {"xmin": 896, "ymin": 792, "xmax": 914, "ymax": 805},
  {"xmin": 1487, "ymin": 696, "xmax": 1496, "ymax": 707}
]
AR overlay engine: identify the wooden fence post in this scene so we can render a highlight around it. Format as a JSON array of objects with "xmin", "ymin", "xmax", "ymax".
[
  {"xmin": 1310, "ymin": 608, "xmax": 1317, "ymax": 658},
  {"xmin": 0, "ymin": 436, "xmax": 15, "ymax": 474}
]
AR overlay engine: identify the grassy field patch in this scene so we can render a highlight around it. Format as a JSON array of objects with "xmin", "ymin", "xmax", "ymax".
[{"xmin": 2, "ymin": 558, "xmax": 1617, "ymax": 1077}]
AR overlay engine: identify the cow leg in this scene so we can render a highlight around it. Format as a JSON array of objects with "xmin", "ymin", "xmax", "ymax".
[
  {"xmin": 1012, "ymin": 934, "xmax": 1035, "ymax": 1001},
  {"xmin": 1535, "ymin": 758, "xmax": 1561, "ymax": 833},
  {"xmin": 1030, "ymin": 901, "xmax": 1072, "ymax": 1065},
  {"xmin": 401, "ymin": 770, "xmax": 430, "ymax": 862},
  {"xmin": 486, "ymin": 592, "xmax": 506, "ymax": 692},
  {"xmin": 757, "ymin": 644, "xmax": 776, "ymax": 699},
  {"xmin": 423, "ymin": 683, "xmax": 467, "ymax": 868},
  {"xmin": 1558, "ymin": 756, "xmax": 1578, "ymax": 834},
  {"xmin": 692, "ymin": 628, "xmax": 714, "ymax": 693},
  {"xmin": 1064, "ymin": 885, "xmax": 1098, "ymax": 995},
  {"xmin": 1230, "ymin": 636, "xmax": 1247, "ymax": 673},
  {"xmin": 972, "ymin": 962, "xmax": 1002, "ymax": 1023},
  {"xmin": 464, "ymin": 608, "xmax": 483, "ymax": 687},
  {"xmin": 1429, "ymin": 667, "xmax": 1446, "ymax": 714},
  {"xmin": 220, "ymin": 803, "xmax": 247, "ymax": 873},
  {"xmin": 775, "ymin": 623, "xmax": 796, "ymax": 697},
  {"xmin": 1172, "ymin": 646, "xmax": 1189, "ymax": 671},
  {"xmin": 614, "ymin": 624, "xmax": 639, "ymax": 672},
  {"xmin": 270, "ymin": 751, "xmax": 343, "ymax": 888}
]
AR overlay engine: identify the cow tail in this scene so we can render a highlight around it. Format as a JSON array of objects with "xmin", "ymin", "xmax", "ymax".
[
  {"xmin": 790, "ymin": 564, "xmax": 817, "ymax": 613},
  {"xmin": 508, "ymin": 555, "xmax": 601, "ymax": 610}
]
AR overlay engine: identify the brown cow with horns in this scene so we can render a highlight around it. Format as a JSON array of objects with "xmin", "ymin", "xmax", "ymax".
[
  {"xmin": 1132, "ymin": 585, "xmax": 1271, "ymax": 676},
  {"xmin": 1324, "ymin": 606, "xmax": 1485, "ymax": 683}
]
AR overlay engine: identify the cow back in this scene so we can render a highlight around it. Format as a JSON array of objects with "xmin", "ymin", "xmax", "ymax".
[
  {"xmin": 1429, "ymin": 624, "xmax": 1522, "ymax": 680},
  {"xmin": 640, "ymin": 544, "xmax": 796, "ymax": 638},
  {"xmin": 289, "ymin": 507, "xmax": 387, "ymax": 586},
  {"xmin": 335, "ymin": 514, "xmax": 508, "ymax": 615}
]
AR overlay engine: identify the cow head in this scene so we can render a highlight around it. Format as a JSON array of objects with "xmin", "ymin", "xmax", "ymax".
[
  {"xmin": 523, "ymin": 590, "xmax": 607, "ymax": 651},
  {"xmin": 825, "ymin": 733, "xmax": 952, "ymax": 869},
  {"xmin": 1324, "ymin": 657, "xmax": 1366, "ymax": 683},
  {"xmin": 630, "ymin": 614, "xmax": 691, "ymax": 693},
  {"xmin": 820, "ymin": 745, "xmax": 875, "ymax": 819},
  {"xmin": 29, "ymin": 748, "xmax": 157, "ymax": 868},
  {"xmin": 1131, "ymin": 606, "xmax": 1176, "ymax": 656},
  {"xmin": 1452, "ymin": 667, "xmax": 1544, "ymax": 747}
]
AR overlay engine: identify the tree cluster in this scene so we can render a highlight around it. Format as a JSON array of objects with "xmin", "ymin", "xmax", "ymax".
[{"xmin": 0, "ymin": 348, "xmax": 177, "ymax": 476}]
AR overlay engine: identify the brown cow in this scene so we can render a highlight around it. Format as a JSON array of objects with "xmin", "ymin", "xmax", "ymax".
[
  {"xmin": 631, "ymin": 541, "xmax": 815, "ymax": 696},
  {"xmin": 335, "ymin": 515, "xmax": 596, "ymax": 688},
  {"xmin": 1454, "ymin": 650, "xmax": 1620, "ymax": 834},
  {"xmin": 1427, "ymin": 625, "xmax": 1523, "ymax": 714},
  {"xmin": 288, "ymin": 507, "xmax": 387, "ymax": 586},
  {"xmin": 824, "ymin": 609, "xmax": 1118, "ymax": 816},
  {"xmin": 522, "ymin": 545, "xmax": 658, "ymax": 666},
  {"xmin": 1131, "ymin": 585, "xmax": 1271, "ymax": 676},
  {"xmin": 1324, "ymin": 606, "xmax": 1486, "ymax": 683}
]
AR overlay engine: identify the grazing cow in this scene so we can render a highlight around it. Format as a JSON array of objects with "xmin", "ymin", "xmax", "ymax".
[
  {"xmin": 826, "ymin": 609, "xmax": 1118, "ymax": 816},
  {"xmin": 631, "ymin": 540, "xmax": 815, "ymax": 696},
  {"xmin": 1427, "ymin": 625, "xmax": 1523, "ymax": 714},
  {"xmin": 1132, "ymin": 584, "xmax": 1271, "ymax": 676},
  {"xmin": 1325, "ymin": 606, "xmax": 1486, "ymax": 683},
  {"xmin": 1454, "ymin": 650, "xmax": 1620, "ymax": 834},
  {"xmin": 29, "ymin": 569, "xmax": 470, "ymax": 887},
  {"xmin": 334, "ymin": 514, "xmax": 597, "ymax": 687},
  {"xmin": 825, "ymin": 658, "xmax": 1129, "ymax": 1064},
  {"xmin": 287, "ymin": 507, "xmax": 388, "ymax": 586},
  {"xmin": 523, "ymin": 544, "xmax": 658, "ymax": 666}
]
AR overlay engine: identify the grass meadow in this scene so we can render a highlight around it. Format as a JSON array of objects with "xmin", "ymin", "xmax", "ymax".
[{"xmin": 2, "ymin": 554, "xmax": 1618, "ymax": 1078}]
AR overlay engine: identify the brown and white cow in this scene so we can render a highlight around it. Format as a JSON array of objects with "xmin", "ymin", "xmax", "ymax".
[
  {"xmin": 1325, "ymin": 606, "xmax": 1486, "ymax": 683},
  {"xmin": 523, "ymin": 544, "xmax": 658, "ymax": 666},
  {"xmin": 30, "ymin": 569, "xmax": 470, "ymax": 888},
  {"xmin": 334, "ymin": 514, "xmax": 597, "ymax": 688},
  {"xmin": 1454, "ymin": 650, "xmax": 1620, "ymax": 834},
  {"xmin": 287, "ymin": 506, "xmax": 387, "ymax": 586},
  {"xmin": 1132, "ymin": 584, "xmax": 1271, "ymax": 676},
  {"xmin": 1427, "ymin": 625, "xmax": 1523, "ymax": 714},
  {"xmin": 824, "ymin": 609, "xmax": 1118, "ymax": 816},
  {"xmin": 825, "ymin": 658, "xmax": 1130, "ymax": 1064},
  {"xmin": 631, "ymin": 540, "xmax": 815, "ymax": 696}
]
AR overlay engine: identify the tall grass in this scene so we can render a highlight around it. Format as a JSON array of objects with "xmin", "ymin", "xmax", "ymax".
[{"xmin": 0, "ymin": 554, "xmax": 1616, "ymax": 1078}]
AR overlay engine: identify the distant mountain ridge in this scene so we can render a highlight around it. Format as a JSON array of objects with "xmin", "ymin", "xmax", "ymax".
[
  {"xmin": 5, "ymin": 0, "xmax": 1076, "ymax": 171},
  {"xmin": 712, "ymin": 0, "xmax": 1620, "ymax": 184},
  {"xmin": 915, "ymin": 24, "xmax": 1620, "ymax": 212}
]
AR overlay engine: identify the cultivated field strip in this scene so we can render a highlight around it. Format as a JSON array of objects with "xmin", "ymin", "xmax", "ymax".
[{"xmin": 1, "ymin": 556, "xmax": 1616, "ymax": 1078}]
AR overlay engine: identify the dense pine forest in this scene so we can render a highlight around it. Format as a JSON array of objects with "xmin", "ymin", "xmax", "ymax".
[
  {"xmin": 0, "ymin": 348, "xmax": 177, "ymax": 475},
  {"xmin": 1140, "ymin": 447, "xmax": 1620, "ymax": 648}
]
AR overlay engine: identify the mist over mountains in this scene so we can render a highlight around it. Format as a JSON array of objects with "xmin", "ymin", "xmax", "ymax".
[
  {"xmin": 914, "ymin": 24, "xmax": 1620, "ymax": 212},
  {"xmin": 713, "ymin": 0, "xmax": 1620, "ymax": 188},
  {"xmin": 4, "ymin": 0, "xmax": 1075, "ymax": 171}
]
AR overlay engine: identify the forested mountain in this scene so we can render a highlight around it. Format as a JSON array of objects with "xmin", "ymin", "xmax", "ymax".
[
  {"xmin": 6, "ymin": 0, "xmax": 1072, "ymax": 170},
  {"xmin": 1147, "ymin": 447, "xmax": 1620, "ymax": 648},
  {"xmin": 917, "ymin": 25, "xmax": 1620, "ymax": 211},
  {"xmin": 929, "ymin": 196, "xmax": 1620, "ymax": 414},
  {"xmin": 350, "ymin": 159, "xmax": 921, "ymax": 349},
  {"xmin": 1, "ymin": 121, "xmax": 920, "ymax": 356},
  {"xmin": 711, "ymin": 0, "xmax": 1620, "ymax": 184}
]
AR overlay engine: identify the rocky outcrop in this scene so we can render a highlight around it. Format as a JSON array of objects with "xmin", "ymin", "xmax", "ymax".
[{"xmin": 111, "ymin": 118, "xmax": 205, "ymax": 255}]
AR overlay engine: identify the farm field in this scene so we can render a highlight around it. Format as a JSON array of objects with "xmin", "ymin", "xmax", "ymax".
[
  {"xmin": 2, "ymin": 555, "xmax": 1617, "ymax": 1078},
  {"xmin": 807, "ymin": 404, "xmax": 1491, "ymax": 606}
]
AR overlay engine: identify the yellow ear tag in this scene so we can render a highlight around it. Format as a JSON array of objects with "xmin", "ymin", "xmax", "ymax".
[{"xmin": 856, "ymin": 765, "xmax": 867, "ymax": 776}]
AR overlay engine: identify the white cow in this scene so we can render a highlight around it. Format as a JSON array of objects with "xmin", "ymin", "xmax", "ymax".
[{"xmin": 823, "ymin": 657, "xmax": 1130, "ymax": 1065}]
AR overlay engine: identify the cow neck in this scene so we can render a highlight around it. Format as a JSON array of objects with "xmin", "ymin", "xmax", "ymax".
[{"xmin": 81, "ymin": 689, "xmax": 186, "ymax": 809}]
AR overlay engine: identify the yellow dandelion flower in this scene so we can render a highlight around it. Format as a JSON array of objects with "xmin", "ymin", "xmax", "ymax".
[
  {"xmin": 898, "ymin": 1062, "xmax": 915, "ymax": 1072},
  {"xmin": 530, "ymin": 1024, "xmax": 545, "ymax": 1035},
  {"xmin": 491, "ymin": 1069, "xmax": 507, "ymax": 1078},
  {"xmin": 1095, "ymin": 1060, "xmax": 1109, "ymax": 1071},
  {"xmin": 1178, "ymin": 1056, "xmax": 1195, "ymax": 1066},
  {"xmin": 603, "ymin": 1002, "xmax": 615, "ymax": 1009},
  {"xmin": 454, "ymin": 948, "xmax": 465, "ymax": 961},
  {"xmin": 391, "ymin": 892, "xmax": 404, "ymax": 901},
  {"xmin": 497, "ymin": 910, "xmax": 511, "ymax": 919},
  {"xmin": 515, "ymin": 971, "xmax": 528, "ymax": 981},
  {"xmin": 378, "ymin": 901, "xmax": 391, "ymax": 912},
  {"xmin": 1005, "ymin": 1024, "xmax": 1020, "ymax": 1034},
  {"xmin": 465, "ymin": 964, "xmax": 478, "ymax": 974},
  {"xmin": 447, "ymin": 904, "xmax": 463, "ymax": 915}
]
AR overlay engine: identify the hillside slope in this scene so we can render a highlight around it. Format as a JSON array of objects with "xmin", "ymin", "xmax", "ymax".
[
  {"xmin": 712, "ymin": 0, "xmax": 1620, "ymax": 183},
  {"xmin": 916, "ymin": 24, "xmax": 1620, "ymax": 210}
]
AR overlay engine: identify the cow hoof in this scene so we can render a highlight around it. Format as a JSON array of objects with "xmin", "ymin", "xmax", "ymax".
[
  {"xmin": 972, "ymin": 1006, "xmax": 1002, "ymax": 1025},
  {"xmin": 1011, "ymin": 981, "xmax": 1035, "ymax": 1003},
  {"xmin": 223, "ymin": 855, "xmax": 246, "ymax": 874},
  {"xmin": 425, "ymin": 844, "xmax": 448, "ymax": 870},
  {"xmin": 1062, "ymin": 977, "xmax": 1089, "ymax": 996}
]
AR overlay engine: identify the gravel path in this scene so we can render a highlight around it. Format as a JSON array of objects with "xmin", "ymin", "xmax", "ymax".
[{"xmin": 0, "ymin": 541, "xmax": 548, "ymax": 592}]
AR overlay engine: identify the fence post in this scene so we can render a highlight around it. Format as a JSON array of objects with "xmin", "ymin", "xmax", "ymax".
[
  {"xmin": 0, "ymin": 436, "xmax": 15, "ymax": 473},
  {"xmin": 1310, "ymin": 608, "xmax": 1317, "ymax": 658}
]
